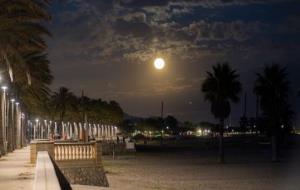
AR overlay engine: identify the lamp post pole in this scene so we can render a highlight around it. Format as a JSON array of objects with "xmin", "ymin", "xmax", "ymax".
[{"xmin": 160, "ymin": 101, "xmax": 164, "ymax": 145}]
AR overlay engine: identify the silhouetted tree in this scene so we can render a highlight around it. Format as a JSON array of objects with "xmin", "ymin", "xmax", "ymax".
[
  {"xmin": 254, "ymin": 64, "xmax": 293, "ymax": 162},
  {"xmin": 51, "ymin": 87, "xmax": 76, "ymax": 121},
  {"xmin": 202, "ymin": 63, "xmax": 241, "ymax": 163},
  {"xmin": 164, "ymin": 115, "xmax": 179, "ymax": 135}
]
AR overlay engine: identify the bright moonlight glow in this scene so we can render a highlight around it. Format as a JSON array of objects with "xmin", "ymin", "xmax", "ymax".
[{"xmin": 154, "ymin": 58, "xmax": 165, "ymax": 70}]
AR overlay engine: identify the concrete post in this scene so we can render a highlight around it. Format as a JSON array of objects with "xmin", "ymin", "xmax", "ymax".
[
  {"xmin": 15, "ymin": 103, "xmax": 21, "ymax": 148},
  {"xmin": 0, "ymin": 90, "xmax": 7, "ymax": 155},
  {"xmin": 30, "ymin": 140, "xmax": 55, "ymax": 163},
  {"xmin": 95, "ymin": 140, "xmax": 102, "ymax": 166}
]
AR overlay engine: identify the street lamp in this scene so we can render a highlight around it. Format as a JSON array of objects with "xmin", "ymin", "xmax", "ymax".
[{"xmin": 1, "ymin": 86, "xmax": 8, "ymax": 91}]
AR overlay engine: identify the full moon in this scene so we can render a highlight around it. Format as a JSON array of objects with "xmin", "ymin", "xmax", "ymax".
[{"xmin": 154, "ymin": 58, "xmax": 165, "ymax": 70}]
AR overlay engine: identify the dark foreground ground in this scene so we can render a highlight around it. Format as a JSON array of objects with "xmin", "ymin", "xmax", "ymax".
[{"xmin": 74, "ymin": 135, "xmax": 300, "ymax": 190}]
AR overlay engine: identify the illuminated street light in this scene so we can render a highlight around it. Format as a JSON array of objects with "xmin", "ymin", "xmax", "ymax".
[{"xmin": 1, "ymin": 86, "xmax": 8, "ymax": 91}]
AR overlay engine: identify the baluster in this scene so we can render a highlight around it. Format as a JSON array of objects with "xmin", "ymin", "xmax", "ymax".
[
  {"xmin": 57, "ymin": 146, "xmax": 61, "ymax": 160},
  {"xmin": 67, "ymin": 145, "xmax": 70, "ymax": 160},
  {"xmin": 66, "ymin": 145, "xmax": 68, "ymax": 160},
  {"xmin": 64, "ymin": 145, "xmax": 67, "ymax": 160},
  {"xmin": 63, "ymin": 146, "xmax": 65, "ymax": 160},
  {"xmin": 54, "ymin": 146, "xmax": 57, "ymax": 160},
  {"xmin": 92, "ymin": 146, "xmax": 95, "ymax": 158},
  {"xmin": 79, "ymin": 146, "xmax": 82, "ymax": 159},
  {"xmin": 91, "ymin": 145, "xmax": 94, "ymax": 159},
  {"xmin": 89, "ymin": 145, "xmax": 91, "ymax": 159},
  {"xmin": 85, "ymin": 145, "xmax": 89, "ymax": 159},
  {"xmin": 71, "ymin": 145, "xmax": 74, "ymax": 160},
  {"xmin": 72, "ymin": 145, "xmax": 74, "ymax": 160},
  {"xmin": 76, "ymin": 145, "xmax": 78, "ymax": 159},
  {"xmin": 60, "ymin": 146, "xmax": 62, "ymax": 160},
  {"xmin": 57, "ymin": 146, "xmax": 59, "ymax": 160},
  {"xmin": 65, "ymin": 146, "xmax": 67, "ymax": 160}
]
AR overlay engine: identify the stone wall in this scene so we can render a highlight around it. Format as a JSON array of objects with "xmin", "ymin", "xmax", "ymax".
[
  {"xmin": 58, "ymin": 163, "xmax": 109, "ymax": 187},
  {"xmin": 30, "ymin": 140, "xmax": 109, "ymax": 187}
]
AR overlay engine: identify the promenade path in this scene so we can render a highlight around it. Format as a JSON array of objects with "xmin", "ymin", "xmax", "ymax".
[{"xmin": 0, "ymin": 147, "xmax": 34, "ymax": 190}]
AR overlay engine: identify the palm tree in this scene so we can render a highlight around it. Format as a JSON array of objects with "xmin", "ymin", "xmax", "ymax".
[
  {"xmin": 0, "ymin": 0, "xmax": 51, "ymax": 154},
  {"xmin": 0, "ymin": 0, "xmax": 51, "ymax": 78},
  {"xmin": 0, "ymin": 1, "xmax": 52, "ymax": 116},
  {"xmin": 202, "ymin": 63, "xmax": 241, "ymax": 163},
  {"xmin": 254, "ymin": 64, "xmax": 292, "ymax": 162},
  {"xmin": 51, "ymin": 87, "xmax": 76, "ymax": 122}
]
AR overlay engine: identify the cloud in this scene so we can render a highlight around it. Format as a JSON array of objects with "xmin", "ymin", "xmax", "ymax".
[{"xmin": 48, "ymin": 0, "xmax": 300, "ymax": 122}]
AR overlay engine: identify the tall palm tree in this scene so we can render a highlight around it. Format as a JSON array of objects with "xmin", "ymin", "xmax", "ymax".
[
  {"xmin": 11, "ymin": 51, "xmax": 53, "ymax": 114},
  {"xmin": 0, "ymin": 0, "xmax": 51, "ymax": 79},
  {"xmin": 51, "ymin": 87, "xmax": 76, "ymax": 121},
  {"xmin": 202, "ymin": 63, "xmax": 241, "ymax": 163},
  {"xmin": 0, "ymin": 0, "xmax": 52, "ymax": 154},
  {"xmin": 254, "ymin": 64, "xmax": 292, "ymax": 162},
  {"xmin": 0, "ymin": 0, "xmax": 52, "ymax": 116}
]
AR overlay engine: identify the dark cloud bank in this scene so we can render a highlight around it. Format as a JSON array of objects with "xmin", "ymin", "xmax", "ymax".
[{"xmin": 48, "ymin": 0, "xmax": 300, "ymax": 124}]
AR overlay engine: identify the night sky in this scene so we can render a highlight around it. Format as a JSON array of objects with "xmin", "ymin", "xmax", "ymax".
[{"xmin": 47, "ymin": 0, "xmax": 300, "ymax": 124}]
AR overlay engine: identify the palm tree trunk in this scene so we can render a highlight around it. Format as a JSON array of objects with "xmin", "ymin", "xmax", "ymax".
[
  {"xmin": 219, "ymin": 118, "xmax": 225, "ymax": 163},
  {"xmin": 271, "ymin": 134, "xmax": 278, "ymax": 162}
]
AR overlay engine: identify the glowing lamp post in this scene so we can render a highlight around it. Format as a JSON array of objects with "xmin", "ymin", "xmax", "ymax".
[{"xmin": 1, "ymin": 86, "xmax": 8, "ymax": 153}]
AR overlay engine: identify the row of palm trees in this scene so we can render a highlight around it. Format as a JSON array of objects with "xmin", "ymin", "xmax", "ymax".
[
  {"xmin": 0, "ymin": 0, "xmax": 52, "ymax": 155},
  {"xmin": 0, "ymin": 0, "xmax": 53, "ymax": 117},
  {"xmin": 202, "ymin": 63, "xmax": 293, "ymax": 163},
  {"xmin": 48, "ymin": 87, "xmax": 124, "ymax": 125}
]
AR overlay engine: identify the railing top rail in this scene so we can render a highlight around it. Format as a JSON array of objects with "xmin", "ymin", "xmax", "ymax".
[
  {"xmin": 54, "ymin": 142, "xmax": 95, "ymax": 146},
  {"xmin": 33, "ymin": 151, "xmax": 61, "ymax": 190},
  {"xmin": 31, "ymin": 140, "xmax": 53, "ymax": 144}
]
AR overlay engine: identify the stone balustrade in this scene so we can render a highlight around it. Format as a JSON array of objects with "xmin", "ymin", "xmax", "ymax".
[
  {"xmin": 30, "ymin": 140, "xmax": 101, "ymax": 164},
  {"xmin": 30, "ymin": 140, "xmax": 108, "ymax": 187},
  {"xmin": 54, "ymin": 142, "xmax": 95, "ymax": 161}
]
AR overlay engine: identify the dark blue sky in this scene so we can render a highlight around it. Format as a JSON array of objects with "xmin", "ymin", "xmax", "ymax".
[{"xmin": 47, "ymin": 0, "xmax": 300, "ymax": 125}]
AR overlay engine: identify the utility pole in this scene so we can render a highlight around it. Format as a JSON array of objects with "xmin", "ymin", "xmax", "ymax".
[
  {"xmin": 161, "ymin": 101, "xmax": 164, "ymax": 118},
  {"xmin": 243, "ymin": 92, "xmax": 247, "ymax": 117},
  {"xmin": 160, "ymin": 101, "xmax": 164, "ymax": 145},
  {"xmin": 81, "ymin": 89, "xmax": 88, "ymax": 142}
]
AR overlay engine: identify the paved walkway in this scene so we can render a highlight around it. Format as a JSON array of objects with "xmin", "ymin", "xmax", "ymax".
[{"xmin": 0, "ymin": 147, "xmax": 34, "ymax": 190}]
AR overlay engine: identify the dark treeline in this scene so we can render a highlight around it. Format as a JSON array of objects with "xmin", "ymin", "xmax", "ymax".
[{"xmin": 44, "ymin": 87, "xmax": 124, "ymax": 125}]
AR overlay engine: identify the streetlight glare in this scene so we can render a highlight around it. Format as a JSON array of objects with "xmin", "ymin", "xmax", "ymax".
[{"xmin": 154, "ymin": 58, "xmax": 165, "ymax": 70}]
